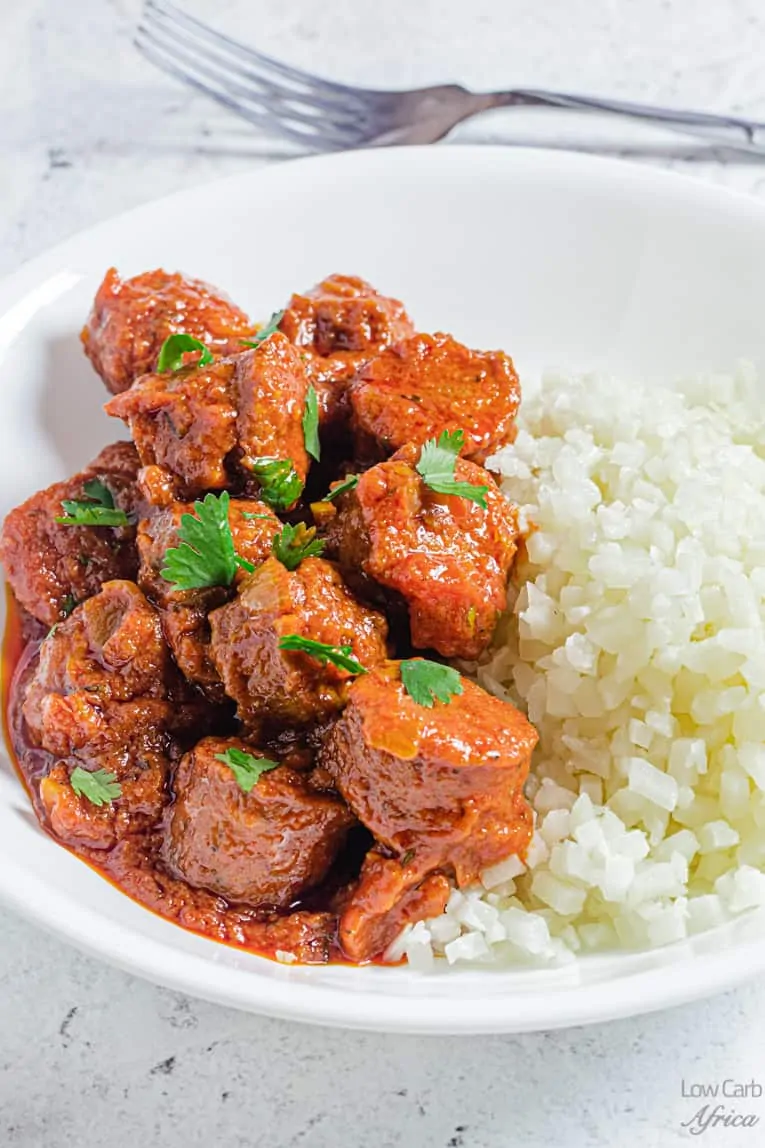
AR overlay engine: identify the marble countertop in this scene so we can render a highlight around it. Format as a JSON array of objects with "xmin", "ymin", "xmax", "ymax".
[{"xmin": 4, "ymin": 1, "xmax": 765, "ymax": 1145}]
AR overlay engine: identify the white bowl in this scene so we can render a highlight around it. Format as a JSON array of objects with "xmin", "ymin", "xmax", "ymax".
[{"xmin": 2, "ymin": 146, "xmax": 765, "ymax": 1033}]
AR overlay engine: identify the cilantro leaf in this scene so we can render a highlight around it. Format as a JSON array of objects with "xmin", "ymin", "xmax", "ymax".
[
  {"xmin": 56, "ymin": 478, "xmax": 131, "ymax": 527},
  {"xmin": 250, "ymin": 458, "xmax": 304, "ymax": 512},
  {"xmin": 302, "ymin": 384, "xmax": 321, "ymax": 462},
  {"xmin": 400, "ymin": 659, "xmax": 464, "ymax": 708},
  {"xmin": 239, "ymin": 310, "xmax": 284, "ymax": 349},
  {"xmin": 156, "ymin": 333, "xmax": 213, "ymax": 372},
  {"xmin": 278, "ymin": 634, "xmax": 367, "ymax": 675},
  {"xmin": 324, "ymin": 474, "xmax": 359, "ymax": 502},
  {"xmin": 160, "ymin": 491, "xmax": 254, "ymax": 591},
  {"xmin": 70, "ymin": 765, "xmax": 122, "ymax": 807},
  {"xmin": 272, "ymin": 523, "xmax": 325, "ymax": 571},
  {"xmin": 415, "ymin": 429, "xmax": 489, "ymax": 508},
  {"xmin": 215, "ymin": 747, "xmax": 280, "ymax": 793}
]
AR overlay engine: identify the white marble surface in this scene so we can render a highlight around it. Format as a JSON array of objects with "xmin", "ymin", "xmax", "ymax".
[{"xmin": 4, "ymin": 1, "xmax": 765, "ymax": 1145}]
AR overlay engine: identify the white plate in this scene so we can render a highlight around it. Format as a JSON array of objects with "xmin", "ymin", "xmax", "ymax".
[{"xmin": 3, "ymin": 146, "xmax": 765, "ymax": 1034}]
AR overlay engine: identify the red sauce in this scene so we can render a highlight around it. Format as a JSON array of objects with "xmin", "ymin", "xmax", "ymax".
[{"xmin": 1, "ymin": 588, "xmax": 369, "ymax": 965}]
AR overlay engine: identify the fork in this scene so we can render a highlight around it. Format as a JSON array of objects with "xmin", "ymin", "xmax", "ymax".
[{"xmin": 137, "ymin": 0, "xmax": 765, "ymax": 156}]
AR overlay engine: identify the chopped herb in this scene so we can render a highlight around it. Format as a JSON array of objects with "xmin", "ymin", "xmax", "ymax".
[
  {"xmin": 406, "ymin": 394, "xmax": 423, "ymax": 404},
  {"xmin": 239, "ymin": 310, "xmax": 284, "ymax": 349},
  {"xmin": 278, "ymin": 634, "xmax": 367, "ymax": 675},
  {"xmin": 70, "ymin": 765, "xmax": 122, "ymax": 807},
  {"xmin": 60, "ymin": 594, "xmax": 77, "ymax": 618},
  {"xmin": 401, "ymin": 849, "xmax": 416, "ymax": 867},
  {"xmin": 250, "ymin": 458, "xmax": 303, "ymax": 512},
  {"xmin": 56, "ymin": 478, "xmax": 131, "ymax": 528},
  {"xmin": 400, "ymin": 659, "xmax": 464, "ymax": 708},
  {"xmin": 156, "ymin": 333, "xmax": 213, "ymax": 372},
  {"xmin": 215, "ymin": 747, "xmax": 280, "ymax": 793},
  {"xmin": 415, "ymin": 429, "xmax": 489, "ymax": 508},
  {"xmin": 302, "ymin": 384, "xmax": 321, "ymax": 462},
  {"xmin": 272, "ymin": 522, "xmax": 325, "ymax": 571},
  {"xmin": 240, "ymin": 511, "xmax": 273, "ymax": 521},
  {"xmin": 324, "ymin": 474, "xmax": 359, "ymax": 502},
  {"xmin": 467, "ymin": 605, "xmax": 477, "ymax": 631},
  {"xmin": 160, "ymin": 491, "xmax": 254, "ymax": 591}
]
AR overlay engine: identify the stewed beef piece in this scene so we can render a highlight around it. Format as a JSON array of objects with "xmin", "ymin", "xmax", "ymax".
[
  {"xmin": 81, "ymin": 267, "xmax": 256, "ymax": 395},
  {"xmin": 162, "ymin": 736, "xmax": 354, "ymax": 909},
  {"xmin": 106, "ymin": 333, "xmax": 310, "ymax": 505},
  {"xmin": 0, "ymin": 442, "xmax": 142, "ymax": 627},
  {"xmin": 279, "ymin": 274, "xmax": 415, "ymax": 438},
  {"xmin": 138, "ymin": 497, "xmax": 280, "ymax": 698},
  {"xmin": 319, "ymin": 662, "xmax": 537, "ymax": 961},
  {"xmin": 325, "ymin": 444, "xmax": 521, "ymax": 659},
  {"xmin": 24, "ymin": 580, "xmax": 211, "ymax": 849},
  {"xmin": 349, "ymin": 331, "xmax": 520, "ymax": 464},
  {"xmin": 209, "ymin": 557, "xmax": 389, "ymax": 730}
]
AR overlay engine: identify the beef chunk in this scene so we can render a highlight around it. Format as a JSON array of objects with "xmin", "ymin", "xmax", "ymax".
[
  {"xmin": 326, "ymin": 444, "xmax": 520, "ymax": 659},
  {"xmin": 349, "ymin": 331, "xmax": 521, "ymax": 464},
  {"xmin": 162, "ymin": 736, "xmax": 354, "ymax": 908},
  {"xmin": 138, "ymin": 498, "xmax": 280, "ymax": 697},
  {"xmin": 81, "ymin": 267, "xmax": 256, "ymax": 395},
  {"xmin": 25, "ymin": 580, "xmax": 212, "ymax": 849},
  {"xmin": 0, "ymin": 442, "xmax": 142, "ymax": 627},
  {"xmin": 105, "ymin": 333, "xmax": 310, "ymax": 503},
  {"xmin": 319, "ymin": 662, "xmax": 536, "ymax": 961},
  {"xmin": 209, "ymin": 557, "xmax": 389, "ymax": 729},
  {"xmin": 279, "ymin": 275, "xmax": 414, "ymax": 438}
]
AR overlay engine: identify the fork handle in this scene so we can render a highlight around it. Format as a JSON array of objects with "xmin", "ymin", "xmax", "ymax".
[{"xmin": 486, "ymin": 88, "xmax": 765, "ymax": 155}]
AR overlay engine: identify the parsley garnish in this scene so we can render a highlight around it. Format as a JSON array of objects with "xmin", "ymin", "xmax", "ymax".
[
  {"xmin": 70, "ymin": 765, "xmax": 122, "ymax": 807},
  {"xmin": 278, "ymin": 635, "xmax": 367, "ymax": 675},
  {"xmin": 401, "ymin": 849, "xmax": 416, "ymax": 867},
  {"xmin": 324, "ymin": 474, "xmax": 359, "ymax": 502},
  {"xmin": 239, "ymin": 310, "xmax": 284, "ymax": 349},
  {"xmin": 400, "ymin": 659, "xmax": 464, "ymax": 708},
  {"xmin": 156, "ymin": 333, "xmax": 213, "ymax": 372},
  {"xmin": 415, "ymin": 429, "xmax": 489, "ymax": 508},
  {"xmin": 215, "ymin": 747, "xmax": 280, "ymax": 793},
  {"xmin": 272, "ymin": 523, "xmax": 325, "ymax": 571},
  {"xmin": 302, "ymin": 384, "xmax": 321, "ymax": 462},
  {"xmin": 160, "ymin": 491, "xmax": 254, "ymax": 591},
  {"xmin": 250, "ymin": 458, "xmax": 303, "ymax": 512},
  {"xmin": 241, "ymin": 511, "xmax": 273, "ymax": 520},
  {"xmin": 60, "ymin": 594, "xmax": 77, "ymax": 618},
  {"xmin": 56, "ymin": 478, "xmax": 131, "ymax": 527}
]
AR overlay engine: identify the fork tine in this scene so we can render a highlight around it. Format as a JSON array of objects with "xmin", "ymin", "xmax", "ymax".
[
  {"xmin": 145, "ymin": 0, "xmax": 366, "ymax": 101},
  {"xmin": 140, "ymin": 5, "xmax": 367, "ymax": 127},
  {"xmin": 135, "ymin": 31, "xmax": 354, "ymax": 150},
  {"xmin": 136, "ymin": 22, "xmax": 363, "ymax": 148}
]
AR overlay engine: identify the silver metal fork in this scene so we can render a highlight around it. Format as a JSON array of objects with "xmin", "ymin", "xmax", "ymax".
[{"xmin": 137, "ymin": 0, "xmax": 765, "ymax": 156}]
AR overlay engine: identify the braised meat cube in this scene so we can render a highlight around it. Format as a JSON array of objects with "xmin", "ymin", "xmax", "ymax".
[
  {"xmin": 138, "ymin": 497, "xmax": 280, "ymax": 697},
  {"xmin": 81, "ymin": 267, "xmax": 256, "ymax": 395},
  {"xmin": 279, "ymin": 275, "xmax": 415, "ymax": 438},
  {"xmin": 23, "ymin": 580, "xmax": 210, "ymax": 760},
  {"xmin": 0, "ymin": 442, "xmax": 142, "ymax": 627},
  {"xmin": 162, "ymin": 736, "xmax": 354, "ymax": 908},
  {"xmin": 209, "ymin": 557, "xmax": 389, "ymax": 729},
  {"xmin": 349, "ymin": 332, "xmax": 521, "ymax": 464},
  {"xmin": 25, "ymin": 581, "xmax": 212, "ymax": 850},
  {"xmin": 105, "ymin": 333, "xmax": 310, "ymax": 504},
  {"xmin": 319, "ymin": 662, "xmax": 537, "ymax": 961},
  {"xmin": 325, "ymin": 444, "xmax": 520, "ymax": 659}
]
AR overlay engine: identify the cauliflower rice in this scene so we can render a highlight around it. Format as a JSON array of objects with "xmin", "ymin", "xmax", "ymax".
[{"xmin": 391, "ymin": 363, "xmax": 765, "ymax": 971}]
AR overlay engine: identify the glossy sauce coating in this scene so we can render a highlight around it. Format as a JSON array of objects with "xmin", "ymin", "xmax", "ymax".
[
  {"xmin": 349, "ymin": 331, "xmax": 521, "ymax": 464},
  {"xmin": 82, "ymin": 268, "xmax": 256, "ymax": 395},
  {"xmin": 327, "ymin": 444, "xmax": 521, "ymax": 658}
]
